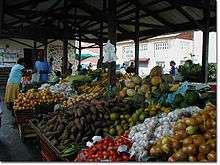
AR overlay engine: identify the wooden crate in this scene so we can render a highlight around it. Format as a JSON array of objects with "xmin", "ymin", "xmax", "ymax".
[
  {"xmin": 15, "ymin": 110, "xmax": 34, "ymax": 125},
  {"xmin": 30, "ymin": 121, "xmax": 61, "ymax": 161},
  {"xmin": 18, "ymin": 123, "xmax": 36, "ymax": 141}
]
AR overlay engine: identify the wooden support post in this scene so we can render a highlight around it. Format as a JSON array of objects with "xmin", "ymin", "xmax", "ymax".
[
  {"xmin": 62, "ymin": 39, "xmax": 68, "ymax": 74},
  {"xmin": 78, "ymin": 32, "xmax": 82, "ymax": 71},
  {"xmin": 134, "ymin": 8, "xmax": 140, "ymax": 75},
  {"xmin": 201, "ymin": 0, "xmax": 210, "ymax": 83},
  {"xmin": 108, "ymin": 0, "xmax": 117, "ymax": 89},
  {"xmin": 0, "ymin": 0, "xmax": 4, "ymax": 37},
  {"xmin": 44, "ymin": 39, "xmax": 48, "ymax": 57}
]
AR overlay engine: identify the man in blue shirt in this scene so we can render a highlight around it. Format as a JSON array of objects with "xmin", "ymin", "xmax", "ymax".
[{"xmin": 34, "ymin": 51, "xmax": 51, "ymax": 83}]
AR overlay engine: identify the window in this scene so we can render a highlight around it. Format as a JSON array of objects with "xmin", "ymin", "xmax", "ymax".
[
  {"xmin": 180, "ymin": 41, "xmax": 189, "ymax": 49},
  {"xmin": 154, "ymin": 42, "xmax": 169, "ymax": 50},
  {"xmin": 142, "ymin": 44, "xmax": 148, "ymax": 51},
  {"xmin": 156, "ymin": 61, "xmax": 165, "ymax": 68},
  {"xmin": 123, "ymin": 46, "xmax": 134, "ymax": 58},
  {"xmin": 180, "ymin": 60, "xmax": 185, "ymax": 65}
]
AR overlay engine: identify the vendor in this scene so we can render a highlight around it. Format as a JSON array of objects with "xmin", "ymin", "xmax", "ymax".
[
  {"xmin": 126, "ymin": 62, "xmax": 135, "ymax": 73},
  {"xmin": 34, "ymin": 51, "xmax": 51, "ymax": 83},
  {"xmin": 5, "ymin": 58, "xmax": 26, "ymax": 114},
  {"xmin": 169, "ymin": 61, "xmax": 176, "ymax": 76}
]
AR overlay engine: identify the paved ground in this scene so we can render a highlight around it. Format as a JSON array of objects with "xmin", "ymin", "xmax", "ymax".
[{"xmin": 0, "ymin": 89, "xmax": 41, "ymax": 161}]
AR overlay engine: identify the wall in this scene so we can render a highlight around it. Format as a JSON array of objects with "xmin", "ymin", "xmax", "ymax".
[
  {"xmin": 193, "ymin": 31, "xmax": 216, "ymax": 64},
  {"xmin": 0, "ymin": 39, "xmax": 76, "ymax": 71}
]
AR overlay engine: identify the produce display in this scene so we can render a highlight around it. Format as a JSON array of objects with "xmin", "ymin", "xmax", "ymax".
[
  {"xmin": 128, "ymin": 106, "xmax": 201, "ymax": 161},
  {"xmin": 34, "ymin": 97, "xmax": 139, "ymax": 152},
  {"xmin": 13, "ymin": 89, "xmax": 64, "ymax": 111},
  {"xmin": 149, "ymin": 103, "xmax": 216, "ymax": 162},
  {"xmin": 38, "ymin": 83, "xmax": 77, "ymax": 98},
  {"xmin": 75, "ymin": 134, "xmax": 135, "ymax": 162},
  {"xmin": 119, "ymin": 67, "xmax": 180, "ymax": 103}
]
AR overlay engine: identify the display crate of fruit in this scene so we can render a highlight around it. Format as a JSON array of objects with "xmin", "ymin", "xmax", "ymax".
[
  {"xmin": 30, "ymin": 120, "xmax": 61, "ymax": 161},
  {"xmin": 15, "ymin": 109, "xmax": 35, "ymax": 124},
  {"xmin": 18, "ymin": 123, "xmax": 37, "ymax": 141}
]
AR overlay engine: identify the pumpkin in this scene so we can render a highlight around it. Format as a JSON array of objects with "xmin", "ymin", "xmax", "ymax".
[
  {"xmin": 138, "ymin": 84, "xmax": 151, "ymax": 94},
  {"xmin": 119, "ymin": 91, "xmax": 126, "ymax": 97},
  {"xmin": 150, "ymin": 66, "xmax": 163, "ymax": 78},
  {"xmin": 127, "ymin": 89, "xmax": 136, "ymax": 97},
  {"xmin": 145, "ymin": 92, "xmax": 152, "ymax": 99},
  {"xmin": 125, "ymin": 80, "xmax": 136, "ymax": 88},
  {"xmin": 151, "ymin": 76, "xmax": 162, "ymax": 86},
  {"xmin": 131, "ymin": 75, "xmax": 142, "ymax": 85},
  {"xmin": 162, "ymin": 74, "xmax": 174, "ymax": 83}
]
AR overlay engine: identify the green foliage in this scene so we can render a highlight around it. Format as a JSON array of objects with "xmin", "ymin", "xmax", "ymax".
[
  {"xmin": 208, "ymin": 63, "xmax": 217, "ymax": 82},
  {"xmin": 185, "ymin": 91, "xmax": 200, "ymax": 106}
]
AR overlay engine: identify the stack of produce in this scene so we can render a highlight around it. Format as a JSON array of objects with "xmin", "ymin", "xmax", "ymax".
[
  {"xmin": 75, "ymin": 134, "xmax": 135, "ymax": 162},
  {"xmin": 149, "ymin": 103, "xmax": 216, "ymax": 162},
  {"xmin": 128, "ymin": 106, "xmax": 202, "ymax": 161},
  {"xmin": 172, "ymin": 90, "xmax": 201, "ymax": 109},
  {"xmin": 13, "ymin": 89, "xmax": 64, "ymax": 111},
  {"xmin": 38, "ymin": 83, "xmax": 77, "ymax": 98},
  {"xmin": 119, "ymin": 66, "xmax": 180, "ymax": 101},
  {"xmin": 34, "ymin": 97, "xmax": 138, "ymax": 152}
]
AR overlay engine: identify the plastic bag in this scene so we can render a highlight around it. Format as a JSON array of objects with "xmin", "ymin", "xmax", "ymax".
[
  {"xmin": 166, "ymin": 81, "xmax": 189, "ymax": 104},
  {"xmin": 103, "ymin": 40, "xmax": 117, "ymax": 63},
  {"xmin": 31, "ymin": 72, "xmax": 40, "ymax": 83}
]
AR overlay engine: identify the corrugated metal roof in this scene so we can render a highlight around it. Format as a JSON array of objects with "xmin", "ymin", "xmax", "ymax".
[
  {"xmin": 182, "ymin": 6, "xmax": 203, "ymax": 20},
  {"xmin": 140, "ymin": 16, "xmax": 165, "ymax": 26},
  {"xmin": 159, "ymin": 9, "xmax": 189, "ymax": 24},
  {"xmin": 147, "ymin": 1, "xmax": 171, "ymax": 11}
]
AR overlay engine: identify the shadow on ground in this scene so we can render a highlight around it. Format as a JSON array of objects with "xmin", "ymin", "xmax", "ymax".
[{"xmin": 0, "ymin": 89, "xmax": 41, "ymax": 161}]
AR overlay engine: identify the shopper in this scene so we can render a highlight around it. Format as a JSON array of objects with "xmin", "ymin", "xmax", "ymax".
[
  {"xmin": 170, "ymin": 61, "xmax": 176, "ymax": 76},
  {"xmin": 34, "ymin": 51, "xmax": 51, "ymax": 83},
  {"xmin": 4, "ymin": 58, "xmax": 25, "ymax": 113},
  {"xmin": 126, "ymin": 62, "xmax": 135, "ymax": 73}
]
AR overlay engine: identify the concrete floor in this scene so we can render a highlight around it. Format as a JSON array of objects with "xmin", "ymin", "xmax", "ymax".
[{"xmin": 0, "ymin": 89, "xmax": 41, "ymax": 161}]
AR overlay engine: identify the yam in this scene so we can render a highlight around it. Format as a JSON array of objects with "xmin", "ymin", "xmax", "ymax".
[{"xmin": 74, "ymin": 118, "xmax": 82, "ymax": 130}]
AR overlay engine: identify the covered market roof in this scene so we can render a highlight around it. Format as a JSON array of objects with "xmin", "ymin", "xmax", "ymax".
[{"xmin": 0, "ymin": 0, "xmax": 216, "ymax": 44}]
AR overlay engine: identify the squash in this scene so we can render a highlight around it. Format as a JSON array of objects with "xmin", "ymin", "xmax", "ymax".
[
  {"xmin": 151, "ymin": 76, "xmax": 162, "ymax": 86},
  {"xmin": 131, "ymin": 75, "xmax": 142, "ymax": 85},
  {"xmin": 127, "ymin": 89, "xmax": 136, "ymax": 97},
  {"xmin": 150, "ymin": 66, "xmax": 163, "ymax": 78}
]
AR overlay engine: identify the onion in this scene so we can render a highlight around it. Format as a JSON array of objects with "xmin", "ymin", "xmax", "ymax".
[
  {"xmin": 197, "ymin": 153, "xmax": 206, "ymax": 161},
  {"xmin": 203, "ymin": 131, "xmax": 212, "ymax": 139},
  {"xmin": 185, "ymin": 118, "xmax": 197, "ymax": 126},
  {"xmin": 188, "ymin": 155, "xmax": 197, "ymax": 162},
  {"xmin": 171, "ymin": 140, "xmax": 181, "ymax": 150},
  {"xmin": 174, "ymin": 122, "xmax": 187, "ymax": 131},
  {"xmin": 161, "ymin": 136, "xmax": 171, "ymax": 145},
  {"xmin": 206, "ymin": 139, "xmax": 216, "ymax": 150},
  {"xmin": 161, "ymin": 144, "xmax": 172, "ymax": 154},
  {"xmin": 192, "ymin": 135, "xmax": 205, "ymax": 146},
  {"xmin": 150, "ymin": 145, "xmax": 162, "ymax": 156},
  {"xmin": 182, "ymin": 137, "xmax": 193, "ymax": 146},
  {"xmin": 174, "ymin": 149, "xmax": 187, "ymax": 161},
  {"xmin": 205, "ymin": 119, "xmax": 213, "ymax": 129},
  {"xmin": 199, "ymin": 143, "xmax": 211, "ymax": 154},
  {"xmin": 174, "ymin": 130, "xmax": 187, "ymax": 140},
  {"xmin": 194, "ymin": 116, "xmax": 203, "ymax": 125},
  {"xmin": 186, "ymin": 126, "xmax": 198, "ymax": 135},
  {"xmin": 207, "ymin": 151, "xmax": 216, "ymax": 161},
  {"xmin": 168, "ymin": 155, "xmax": 177, "ymax": 162},
  {"xmin": 186, "ymin": 144, "xmax": 197, "ymax": 155}
]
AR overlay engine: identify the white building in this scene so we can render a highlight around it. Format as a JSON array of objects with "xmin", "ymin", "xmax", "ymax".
[{"xmin": 116, "ymin": 32, "xmax": 194, "ymax": 77}]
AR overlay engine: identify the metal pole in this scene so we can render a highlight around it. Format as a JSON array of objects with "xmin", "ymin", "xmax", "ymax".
[
  {"xmin": 108, "ymin": 0, "xmax": 117, "ymax": 89},
  {"xmin": 201, "ymin": 0, "xmax": 210, "ymax": 83},
  {"xmin": 78, "ymin": 32, "xmax": 81, "ymax": 71},
  {"xmin": 135, "ymin": 8, "xmax": 140, "ymax": 75}
]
